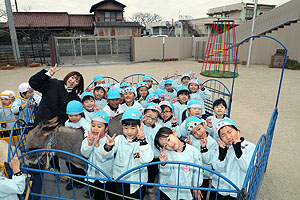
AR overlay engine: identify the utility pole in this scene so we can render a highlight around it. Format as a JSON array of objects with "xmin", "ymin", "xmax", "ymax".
[
  {"xmin": 5, "ymin": 0, "xmax": 21, "ymax": 62},
  {"xmin": 246, "ymin": 0, "xmax": 258, "ymax": 68}
]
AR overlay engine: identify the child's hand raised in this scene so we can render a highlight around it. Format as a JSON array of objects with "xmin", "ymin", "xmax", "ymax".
[
  {"xmin": 217, "ymin": 138, "xmax": 226, "ymax": 149},
  {"xmin": 159, "ymin": 146, "xmax": 167, "ymax": 161},
  {"xmin": 171, "ymin": 114, "xmax": 177, "ymax": 124},
  {"xmin": 233, "ymin": 130, "xmax": 241, "ymax": 145},
  {"xmin": 186, "ymin": 135, "xmax": 192, "ymax": 145},
  {"xmin": 165, "ymin": 95, "xmax": 171, "ymax": 101},
  {"xmin": 200, "ymin": 136, "xmax": 207, "ymax": 148},
  {"xmin": 137, "ymin": 124, "xmax": 145, "ymax": 140},
  {"xmin": 206, "ymin": 118, "xmax": 212, "ymax": 128},
  {"xmin": 164, "ymin": 74, "xmax": 169, "ymax": 80},
  {"xmin": 174, "ymin": 70, "xmax": 178, "ymax": 79},
  {"xmin": 106, "ymin": 134, "xmax": 116, "ymax": 147},
  {"xmin": 200, "ymin": 83, "xmax": 204, "ymax": 89},
  {"xmin": 87, "ymin": 131, "xmax": 95, "ymax": 146},
  {"xmin": 171, "ymin": 97, "xmax": 177, "ymax": 103}
]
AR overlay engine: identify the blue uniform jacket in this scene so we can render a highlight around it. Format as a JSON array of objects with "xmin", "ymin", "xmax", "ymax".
[{"xmin": 0, "ymin": 173, "xmax": 26, "ymax": 200}]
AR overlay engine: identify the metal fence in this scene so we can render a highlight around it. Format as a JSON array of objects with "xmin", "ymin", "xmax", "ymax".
[{"xmin": 54, "ymin": 36, "xmax": 132, "ymax": 65}]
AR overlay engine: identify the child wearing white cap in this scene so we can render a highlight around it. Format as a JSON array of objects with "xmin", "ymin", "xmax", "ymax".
[
  {"xmin": 11, "ymin": 83, "xmax": 41, "ymax": 124},
  {"xmin": 0, "ymin": 90, "xmax": 16, "ymax": 137},
  {"xmin": 120, "ymin": 87, "xmax": 144, "ymax": 113},
  {"xmin": 210, "ymin": 119, "xmax": 255, "ymax": 199}
]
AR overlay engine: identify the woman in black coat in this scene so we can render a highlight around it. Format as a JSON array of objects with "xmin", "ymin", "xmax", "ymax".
[{"xmin": 29, "ymin": 64, "xmax": 84, "ymax": 126}]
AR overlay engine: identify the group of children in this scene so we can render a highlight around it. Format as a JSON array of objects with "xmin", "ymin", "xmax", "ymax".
[
  {"xmin": 63, "ymin": 72, "xmax": 255, "ymax": 200},
  {"xmin": 0, "ymin": 71, "xmax": 255, "ymax": 200}
]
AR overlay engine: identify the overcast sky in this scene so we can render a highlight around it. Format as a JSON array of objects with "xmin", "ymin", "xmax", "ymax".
[{"xmin": 5, "ymin": 0, "xmax": 291, "ymax": 21}]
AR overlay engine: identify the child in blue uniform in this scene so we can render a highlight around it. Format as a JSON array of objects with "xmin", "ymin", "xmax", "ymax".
[
  {"xmin": 93, "ymin": 84, "xmax": 107, "ymax": 110},
  {"xmin": 103, "ymin": 88, "xmax": 124, "ymax": 118},
  {"xmin": 121, "ymin": 87, "xmax": 144, "ymax": 113},
  {"xmin": 173, "ymin": 86, "xmax": 190, "ymax": 125},
  {"xmin": 154, "ymin": 88, "xmax": 166, "ymax": 102},
  {"xmin": 0, "ymin": 157, "xmax": 25, "ymax": 200},
  {"xmin": 154, "ymin": 127, "xmax": 203, "ymax": 200},
  {"xmin": 143, "ymin": 75, "xmax": 154, "ymax": 94},
  {"xmin": 174, "ymin": 73, "xmax": 191, "ymax": 89},
  {"xmin": 188, "ymin": 79, "xmax": 211, "ymax": 116},
  {"xmin": 81, "ymin": 92, "xmax": 98, "ymax": 122},
  {"xmin": 142, "ymin": 103, "xmax": 162, "ymax": 199},
  {"xmin": 158, "ymin": 101, "xmax": 177, "ymax": 129},
  {"xmin": 102, "ymin": 108, "xmax": 154, "ymax": 200},
  {"xmin": 160, "ymin": 79, "xmax": 177, "ymax": 100},
  {"xmin": 81, "ymin": 110, "xmax": 114, "ymax": 200},
  {"xmin": 65, "ymin": 100, "xmax": 90, "ymax": 137},
  {"xmin": 0, "ymin": 90, "xmax": 16, "ymax": 137},
  {"xmin": 206, "ymin": 98, "xmax": 230, "ymax": 140},
  {"xmin": 211, "ymin": 119, "xmax": 255, "ymax": 199},
  {"xmin": 11, "ymin": 82, "xmax": 41, "ymax": 123},
  {"xmin": 136, "ymin": 82, "xmax": 149, "ymax": 108},
  {"xmin": 185, "ymin": 116, "xmax": 218, "ymax": 199}
]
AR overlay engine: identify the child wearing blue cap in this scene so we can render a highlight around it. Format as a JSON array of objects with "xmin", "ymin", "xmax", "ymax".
[
  {"xmin": 159, "ymin": 73, "xmax": 177, "ymax": 100},
  {"xmin": 65, "ymin": 100, "xmax": 91, "ymax": 137},
  {"xmin": 103, "ymin": 88, "xmax": 124, "ymax": 118},
  {"xmin": 121, "ymin": 87, "xmax": 144, "ymax": 113},
  {"xmin": 136, "ymin": 82, "xmax": 149, "ymax": 108},
  {"xmin": 154, "ymin": 127, "xmax": 203, "ymax": 200},
  {"xmin": 93, "ymin": 84, "xmax": 107, "ymax": 110},
  {"xmin": 158, "ymin": 101, "xmax": 177, "ymax": 129},
  {"xmin": 80, "ymin": 110, "xmax": 114, "ymax": 200},
  {"xmin": 101, "ymin": 108, "xmax": 154, "ymax": 200},
  {"xmin": 154, "ymin": 88, "xmax": 166, "ymax": 102},
  {"xmin": 206, "ymin": 98, "xmax": 230, "ymax": 140},
  {"xmin": 185, "ymin": 116, "xmax": 218, "ymax": 199},
  {"xmin": 210, "ymin": 119, "xmax": 255, "ymax": 199},
  {"xmin": 188, "ymin": 79, "xmax": 211, "ymax": 116},
  {"xmin": 142, "ymin": 75, "xmax": 154, "ymax": 94},
  {"xmin": 81, "ymin": 92, "xmax": 99, "ymax": 122},
  {"xmin": 173, "ymin": 86, "xmax": 190, "ymax": 125}
]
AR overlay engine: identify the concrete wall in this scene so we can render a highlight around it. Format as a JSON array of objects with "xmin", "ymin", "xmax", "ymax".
[
  {"xmin": 237, "ymin": 21, "xmax": 300, "ymax": 64},
  {"xmin": 133, "ymin": 37, "xmax": 193, "ymax": 62}
]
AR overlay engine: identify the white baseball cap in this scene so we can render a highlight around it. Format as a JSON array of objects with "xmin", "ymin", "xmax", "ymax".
[
  {"xmin": 1, "ymin": 90, "xmax": 16, "ymax": 99},
  {"xmin": 18, "ymin": 83, "xmax": 32, "ymax": 93}
]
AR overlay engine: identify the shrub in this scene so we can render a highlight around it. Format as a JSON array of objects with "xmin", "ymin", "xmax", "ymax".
[{"xmin": 286, "ymin": 58, "xmax": 300, "ymax": 70}]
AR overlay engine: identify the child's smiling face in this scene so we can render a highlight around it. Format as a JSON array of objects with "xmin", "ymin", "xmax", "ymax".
[
  {"xmin": 138, "ymin": 87, "xmax": 148, "ymax": 98},
  {"xmin": 181, "ymin": 77, "xmax": 190, "ymax": 86},
  {"xmin": 187, "ymin": 107, "xmax": 202, "ymax": 118},
  {"xmin": 91, "ymin": 121, "xmax": 107, "ymax": 137},
  {"xmin": 213, "ymin": 103, "xmax": 227, "ymax": 117},
  {"xmin": 1, "ymin": 98, "xmax": 12, "ymax": 107},
  {"xmin": 191, "ymin": 123, "xmax": 206, "ymax": 140},
  {"xmin": 188, "ymin": 83, "xmax": 199, "ymax": 93},
  {"xmin": 122, "ymin": 124, "xmax": 139, "ymax": 139},
  {"xmin": 93, "ymin": 88, "xmax": 105, "ymax": 100},
  {"xmin": 160, "ymin": 106, "xmax": 173, "ymax": 121},
  {"xmin": 124, "ymin": 92, "xmax": 135, "ymax": 103},
  {"xmin": 158, "ymin": 131, "xmax": 182, "ymax": 151}
]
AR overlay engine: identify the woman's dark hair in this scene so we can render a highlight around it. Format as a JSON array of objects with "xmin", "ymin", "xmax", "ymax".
[
  {"xmin": 121, "ymin": 119, "xmax": 141, "ymax": 127},
  {"xmin": 177, "ymin": 90, "xmax": 190, "ymax": 97},
  {"xmin": 136, "ymin": 87, "xmax": 149, "ymax": 100},
  {"xmin": 154, "ymin": 127, "xmax": 173, "ymax": 149},
  {"xmin": 213, "ymin": 98, "xmax": 228, "ymax": 109},
  {"xmin": 63, "ymin": 71, "xmax": 84, "ymax": 95},
  {"xmin": 218, "ymin": 125, "xmax": 238, "ymax": 136}
]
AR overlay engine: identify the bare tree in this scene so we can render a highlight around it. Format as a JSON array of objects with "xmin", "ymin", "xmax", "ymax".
[{"xmin": 129, "ymin": 12, "xmax": 162, "ymax": 27}]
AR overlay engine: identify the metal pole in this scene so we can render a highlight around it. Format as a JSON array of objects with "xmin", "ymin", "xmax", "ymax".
[
  {"xmin": 246, "ymin": 0, "xmax": 258, "ymax": 68},
  {"xmin": 162, "ymin": 37, "xmax": 165, "ymax": 62},
  {"xmin": 5, "ymin": 0, "xmax": 21, "ymax": 62}
]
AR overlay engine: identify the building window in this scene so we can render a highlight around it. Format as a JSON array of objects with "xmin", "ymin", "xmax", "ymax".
[
  {"xmin": 153, "ymin": 27, "xmax": 159, "ymax": 35},
  {"xmin": 245, "ymin": 9, "xmax": 254, "ymax": 19},
  {"xmin": 105, "ymin": 11, "xmax": 116, "ymax": 22}
]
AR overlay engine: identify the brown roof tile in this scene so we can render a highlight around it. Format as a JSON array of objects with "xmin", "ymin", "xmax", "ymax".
[{"xmin": 69, "ymin": 14, "xmax": 94, "ymax": 28}]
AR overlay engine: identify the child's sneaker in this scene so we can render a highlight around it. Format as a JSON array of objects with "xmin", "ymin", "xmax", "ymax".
[{"xmin": 147, "ymin": 187, "xmax": 156, "ymax": 200}]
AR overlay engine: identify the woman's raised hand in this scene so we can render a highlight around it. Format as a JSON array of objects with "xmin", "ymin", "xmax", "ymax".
[{"xmin": 48, "ymin": 64, "xmax": 61, "ymax": 76}]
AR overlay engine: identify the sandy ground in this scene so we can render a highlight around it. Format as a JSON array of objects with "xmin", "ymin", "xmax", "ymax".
[{"xmin": 0, "ymin": 60, "xmax": 299, "ymax": 200}]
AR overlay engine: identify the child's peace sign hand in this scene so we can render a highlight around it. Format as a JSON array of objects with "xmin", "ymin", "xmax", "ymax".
[
  {"xmin": 186, "ymin": 135, "xmax": 192, "ymax": 145},
  {"xmin": 165, "ymin": 96, "xmax": 171, "ymax": 101},
  {"xmin": 137, "ymin": 124, "xmax": 145, "ymax": 140},
  {"xmin": 200, "ymin": 136, "xmax": 207, "ymax": 147},
  {"xmin": 171, "ymin": 114, "xmax": 177, "ymax": 124},
  {"xmin": 174, "ymin": 70, "xmax": 178, "ymax": 79},
  {"xmin": 87, "ymin": 131, "xmax": 95, "ymax": 146},
  {"xmin": 206, "ymin": 118, "xmax": 212, "ymax": 128},
  {"xmin": 106, "ymin": 134, "xmax": 116, "ymax": 147},
  {"xmin": 48, "ymin": 63, "xmax": 61, "ymax": 76},
  {"xmin": 159, "ymin": 146, "xmax": 167, "ymax": 161},
  {"xmin": 164, "ymin": 74, "xmax": 169, "ymax": 80},
  {"xmin": 200, "ymin": 83, "xmax": 204, "ymax": 89},
  {"xmin": 217, "ymin": 138, "xmax": 226, "ymax": 149},
  {"xmin": 171, "ymin": 97, "xmax": 177, "ymax": 103},
  {"xmin": 94, "ymin": 132, "xmax": 103, "ymax": 148}
]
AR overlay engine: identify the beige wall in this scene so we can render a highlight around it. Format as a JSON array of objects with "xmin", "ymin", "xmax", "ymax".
[
  {"xmin": 237, "ymin": 21, "xmax": 300, "ymax": 64},
  {"xmin": 133, "ymin": 37, "xmax": 193, "ymax": 62}
]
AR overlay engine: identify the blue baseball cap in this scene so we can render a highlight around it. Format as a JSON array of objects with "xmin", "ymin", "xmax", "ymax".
[
  {"xmin": 159, "ymin": 101, "xmax": 174, "ymax": 111},
  {"xmin": 93, "ymin": 75, "xmax": 104, "ymax": 83},
  {"xmin": 81, "ymin": 92, "xmax": 95, "ymax": 102},
  {"xmin": 146, "ymin": 93, "xmax": 159, "ymax": 103},
  {"xmin": 154, "ymin": 88, "xmax": 165, "ymax": 97},
  {"xmin": 145, "ymin": 103, "xmax": 162, "ymax": 113},
  {"xmin": 142, "ymin": 75, "xmax": 152, "ymax": 81},
  {"xmin": 165, "ymin": 79, "xmax": 173, "ymax": 85},
  {"xmin": 92, "ymin": 110, "xmax": 110, "ymax": 124},
  {"xmin": 187, "ymin": 99, "xmax": 202, "ymax": 109},
  {"xmin": 177, "ymin": 85, "xmax": 190, "ymax": 94},
  {"xmin": 66, "ymin": 100, "xmax": 83, "ymax": 114},
  {"xmin": 107, "ymin": 88, "xmax": 120, "ymax": 99},
  {"xmin": 121, "ymin": 108, "xmax": 143, "ymax": 122},
  {"xmin": 185, "ymin": 116, "xmax": 205, "ymax": 134},
  {"xmin": 216, "ymin": 118, "xmax": 238, "ymax": 134}
]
